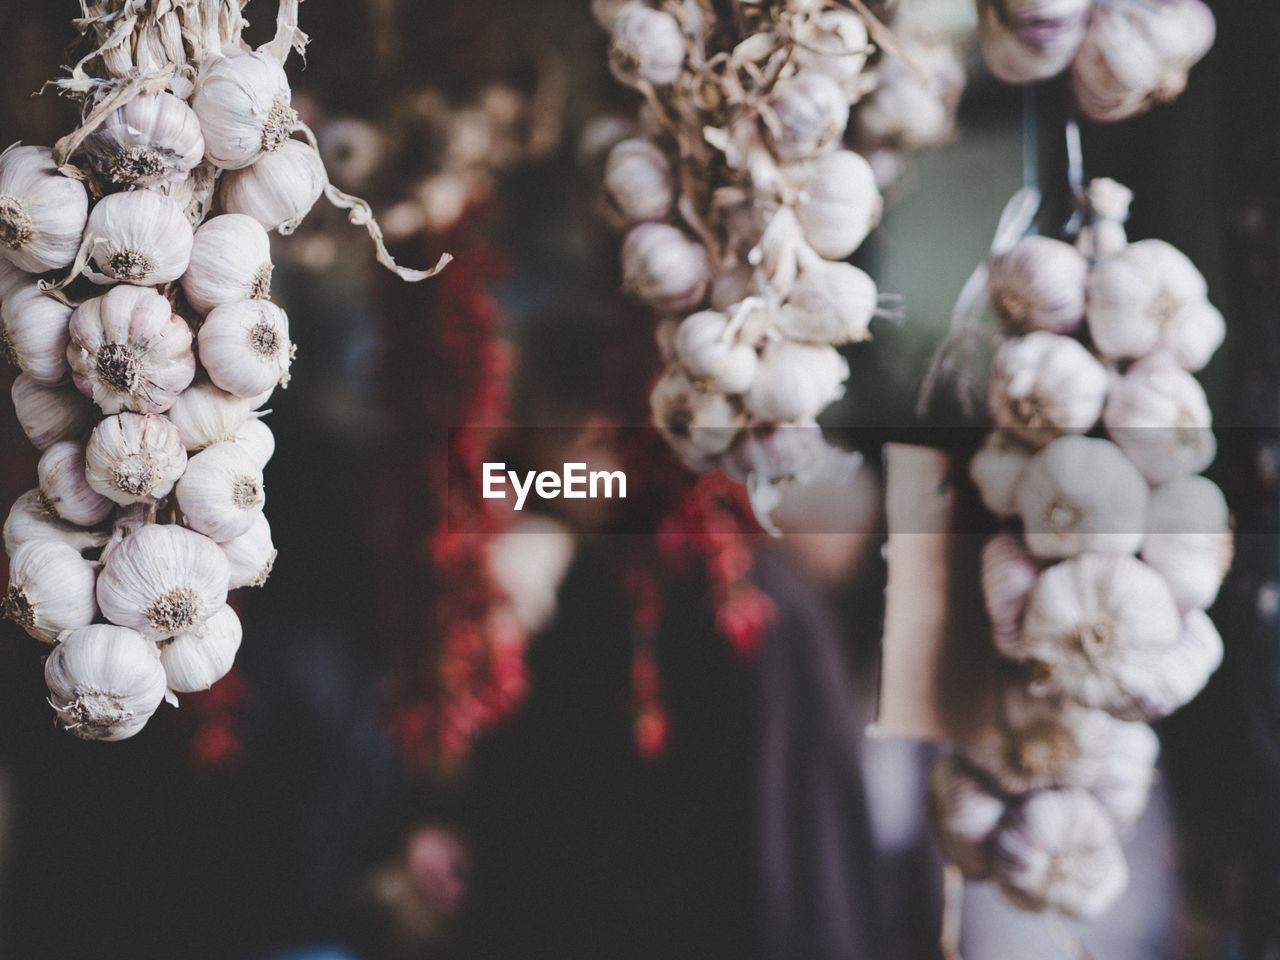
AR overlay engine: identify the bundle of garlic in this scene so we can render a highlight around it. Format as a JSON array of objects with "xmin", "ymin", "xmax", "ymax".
[
  {"xmin": 976, "ymin": 0, "xmax": 1215, "ymax": 122},
  {"xmin": 594, "ymin": 0, "xmax": 963, "ymax": 527},
  {"xmin": 933, "ymin": 177, "xmax": 1231, "ymax": 917},
  {"xmin": 1, "ymin": 0, "xmax": 444, "ymax": 742}
]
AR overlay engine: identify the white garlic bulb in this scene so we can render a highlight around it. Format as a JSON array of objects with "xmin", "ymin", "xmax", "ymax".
[
  {"xmin": 160, "ymin": 603, "xmax": 242, "ymax": 693},
  {"xmin": 778, "ymin": 258, "xmax": 877, "ymax": 345},
  {"xmin": 83, "ymin": 92, "xmax": 206, "ymax": 187},
  {"xmin": 197, "ymin": 299, "xmax": 294, "ymax": 399},
  {"xmin": 96, "ymin": 522, "xmax": 229, "ymax": 642},
  {"xmin": 84, "ymin": 413, "xmax": 187, "ymax": 505},
  {"xmin": 231, "ymin": 416, "xmax": 275, "ymax": 470},
  {"xmin": 993, "ymin": 789, "xmax": 1128, "ymax": 918},
  {"xmin": 221, "ymin": 512, "xmax": 276, "ymax": 589},
  {"xmin": 791, "ymin": 9, "xmax": 870, "ymax": 99},
  {"xmin": 981, "ymin": 532, "xmax": 1040, "ymax": 657},
  {"xmin": 792, "ymin": 150, "xmax": 882, "ymax": 261},
  {"xmin": 989, "ymin": 332, "xmax": 1108, "ymax": 445},
  {"xmin": 1086, "ymin": 718, "xmax": 1160, "ymax": 828},
  {"xmin": 45, "ymin": 624, "xmax": 167, "ymax": 741},
  {"xmin": 1119, "ymin": 608, "xmax": 1222, "ymax": 720},
  {"xmin": 970, "ymin": 433, "xmax": 1031, "ymax": 519},
  {"xmin": 608, "ymin": 3, "xmax": 686, "ymax": 88},
  {"xmin": 67, "ymin": 284, "xmax": 196, "ymax": 415},
  {"xmin": 174, "ymin": 441, "xmax": 266, "ymax": 542},
  {"xmin": 1076, "ymin": 178, "xmax": 1133, "ymax": 260},
  {"xmin": 602, "ymin": 138, "xmax": 674, "ymax": 227},
  {"xmin": 0, "ymin": 283, "xmax": 72, "ymax": 385},
  {"xmin": 37, "ymin": 441, "xmax": 114, "ymax": 526},
  {"xmin": 977, "ymin": 0, "xmax": 1090, "ymax": 86},
  {"xmin": 0, "ymin": 145, "xmax": 90, "ymax": 273},
  {"xmin": 673, "ymin": 309, "xmax": 758, "ymax": 394},
  {"xmin": 3, "ymin": 539, "xmax": 98, "ymax": 642},
  {"xmin": 650, "ymin": 366, "xmax": 746, "ymax": 465},
  {"xmin": 166, "ymin": 379, "xmax": 255, "ymax": 451},
  {"xmin": 1141, "ymin": 475, "xmax": 1231, "ymax": 611},
  {"xmin": 1102, "ymin": 357, "xmax": 1215, "ymax": 485},
  {"xmin": 192, "ymin": 49, "xmax": 297, "ymax": 170},
  {"xmin": 1016, "ymin": 436, "xmax": 1149, "ymax": 559},
  {"xmin": 181, "ymin": 214, "xmax": 274, "ymax": 315},
  {"xmin": 11, "ymin": 373, "xmax": 94, "ymax": 450},
  {"xmin": 4, "ymin": 488, "xmax": 109, "ymax": 556},
  {"xmin": 987, "ymin": 235, "xmax": 1087, "ymax": 335},
  {"xmin": 929, "ymin": 754, "xmax": 1007, "ymax": 881},
  {"xmin": 852, "ymin": 37, "xmax": 964, "ymax": 155},
  {"xmin": 621, "ymin": 223, "xmax": 710, "ymax": 313},
  {"xmin": 743, "ymin": 339, "xmax": 848, "ymax": 422},
  {"xmin": 764, "ymin": 74, "xmax": 849, "ymax": 163},
  {"xmin": 219, "ymin": 138, "xmax": 326, "ymax": 234},
  {"xmin": 84, "ymin": 189, "xmax": 194, "ymax": 286}
]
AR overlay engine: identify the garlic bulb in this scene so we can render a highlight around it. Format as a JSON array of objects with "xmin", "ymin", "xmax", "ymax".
[
  {"xmin": 0, "ymin": 145, "xmax": 90, "ymax": 273},
  {"xmin": 778, "ymin": 258, "xmax": 877, "ymax": 345},
  {"xmin": 221, "ymin": 512, "xmax": 276, "ymax": 589},
  {"xmin": 4, "ymin": 488, "xmax": 109, "ymax": 556},
  {"xmin": 11, "ymin": 374, "xmax": 94, "ymax": 450},
  {"xmin": 181, "ymin": 214, "xmax": 274, "ymax": 315},
  {"xmin": 603, "ymin": 138, "xmax": 674, "ymax": 226},
  {"xmin": 989, "ymin": 332, "xmax": 1107, "ymax": 445},
  {"xmin": 720, "ymin": 419, "xmax": 830, "ymax": 485},
  {"xmin": 84, "ymin": 190, "xmax": 194, "ymax": 286},
  {"xmin": 987, "ymin": 235, "xmax": 1087, "ymax": 335},
  {"xmin": 1119, "ymin": 608, "xmax": 1222, "ymax": 720},
  {"xmin": 608, "ymin": 3, "xmax": 686, "ymax": 88},
  {"xmin": 3, "ymin": 539, "xmax": 98, "ymax": 642},
  {"xmin": 650, "ymin": 366, "xmax": 746, "ymax": 465},
  {"xmin": 219, "ymin": 138, "xmax": 326, "ymax": 234},
  {"xmin": 0, "ymin": 283, "xmax": 72, "ymax": 385},
  {"xmin": 1086, "ymin": 718, "xmax": 1160, "ymax": 828},
  {"xmin": 970, "ymin": 433, "xmax": 1031, "ymax": 519},
  {"xmin": 743, "ymin": 339, "xmax": 848, "ymax": 422},
  {"xmin": 929, "ymin": 754, "xmax": 1007, "ymax": 881},
  {"xmin": 981, "ymin": 532, "xmax": 1040, "ymax": 657},
  {"xmin": 977, "ymin": 0, "xmax": 1090, "ymax": 86},
  {"xmin": 45, "ymin": 624, "xmax": 167, "ymax": 741},
  {"xmin": 621, "ymin": 223, "xmax": 710, "ymax": 313},
  {"xmin": 192, "ymin": 49, "xmax": 297, "ymax": 170},
  {"xmin": 174, "ymin": 441, "xmax": 265, "ymax": 542},
  {"xmin": 791, "ymin": 9, "xmax": 870, "ymax": 99},
  {"xmin": 852, "ymin": 35, "xmax": 964, "ymax": 155},
  {"xmin": 160, "ymin": 603, "xmax": 242, "ymax": 693},
  {"xmin": 1141, "ymin": 475, "xmax": 1232, "ymax": 611},
  {"xmin": 166, "ymin": 379, "xmax": 255, "ymax": 450},
  {"xmin": 1103, "ymin": 357, "xmax": 1215, "ymax": 485},
  {"xmin": 673, "ymin": 310, "xmax": 758, "ymax": 394},
  {"xmin": 83, "ymin": 92, "xmax": 205, "ymax": 187},
  {"xmin": 1016, "ymin": 552, "xmax": 1183, "ymax": 719},
  {"xmin": 96, "ymin": 523, "xmax": 229, "ymax": 642},
  {"xmin": 231, "ymin": 416, "xmax": 275, "ymax": 470},
  {"xmin": 993, "ymin": 789, "xmax": 1128, "ymax": 918},
  {"xmin": 197, "ymin": 300, "xmax": 294, "ymax": 398},
  {"xmin": 67, "ymin": 284, "xmax": 196, "ymax": 415},
  {"xmin": 764, "ymin": 74, "xmax": 849, "ymax": 163},
  {"xmin": 1016, "ymin": 436, "xmax": 1149, "ymax": 559},
  {"xmin": 37, "ymin": 441, "xmax": 114, "ymax": 526},
  {"xmin": 792, "ymin": 150, "xmax": 882, "ymax": 261},
  {"xmin": 1076, "ymin": 178, "xmax": 1132, "ymax": 260},
  {"xmin": 84, "ymin": 413, "xmax": 187, "ymax": 505}
]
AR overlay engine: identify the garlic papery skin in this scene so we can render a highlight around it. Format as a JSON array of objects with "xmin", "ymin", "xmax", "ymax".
[
  {"xmin": 192, "ymin": 49, "xmax": 297, "ymax": 170},
  {"xmin": 763, "ymin": 74, "xmax": 849, "ymax": 163},
  {"xmin": 743, "ymin": 339, "xmax": 849, "ymax": 422},
  {"xmin": 792, "ymin": 150, "xmax": 882, "ymax": 261},
  {"xmin": 221, "ymin": 512, "xmax": 276, "ymax": 589},
  {"xmin": 3, "ymin": 539, "xmax": 98, "ymax": 643},
  {"xmin": 1016, "ymin": 436, "xmax": 1149, "ymax": 559},
  {"xmin": 83, "ymin": 189, "xmax": 193, "ymax": 286},
  {"xmin": 220, "ymin": 139, "xmax": 326, "ymax": 234},
  {"xmin": 989, "ymin": 332, "xmax": 1107, "ymax": 445},
  {"xmin": 929, "ymin": 754, "xmax": 1008, "ymax": 881},
  {"xmin": 0, "ymin": 145, "xmax": 89, "ymax": 273},
  {"xmin": 231, "ymin": 416, "xmax": 275, "ymax": 470},
  {"xmin": 1016, "ymin": 552, "xmax": 1182, "ymax": 719},
  {"xmin": 0, "ymin": 283, "xmax": 72, "ymax": 385},
  {"xmin": 982, "ymin": 532, "xmax": 1040, "ymax": 658},
  {"xmin": 83, "ymin": 92, "xmax": 205, "ymax": 187},
  {"xmin": 621, "ymin": 223, "xmax": 710, "ymax": 313},
  {"xmin": 673, "ymin": 310, "xmax": 757, "ymax": 394},
  {"xmin": 970, "ymin": 433, "xmax": 1031, "ymax": 519},
  {"xmin": 180, "ymin": 214, "xmax": 274, "ymax": 315},
  {"xmin": 67, "ymin": 284, "xmax": 196, "ymax": 415},
  {"xmin": 778, "ymin": 258, "xmax": 877, "ymax": 345},
  {"xmin": 993, "ymin": 789, "xmax": 1128, "ymax": 918},
  {"xmin": 96, "ymin": 523, "xmax": 229, "ymax": 643},
  {"xmin": 166, "ymin": 379, "xmax": 255, "ymax": 451},
  {"xmin": 602, "ymin": 138, "xmax": 674, "ymax": 227},
  {"xmin": 197, "ymin": 300, "xmax": 294, "ymax": 398},
  {"xmin": 12, "ymin": 374, "xmax": 94, "ymax": 450},
  {"xmin": 987, "ymin": 235, "xmax": 1087, "ymax": 335},
  {"xmin": 84, "ymin": 413, "xmax": 187, "ymax": 506},
  {"xmin": 4, "ymin": 489, "xmax": 109, "ymax": 556},
  {"xmin": 160, "ymin": 603, "xmax": 242, "ymax": 693},
  {"xmin": 791, "ymin": 9, "xmax": 870, "ymax": 99},
  {"xmin": 608, "ymin": 2, "xmax": 686, "ymax": 88},
  {"xmin": 45, "ymin": 624, "xmax": 167, "ymax": 741},
  {"xmin": 174, "ymin": 441, "xmax": 266, "ymax": 543},
  {"xmin": 977, "ymin": 0, "xmax": 1090, "ymax": 86},
  {"xmin": 37, "ymin": 441, "xmax": 114, "ymax": 527},
  {"xmin": 650, "ymin": 366, "xmax": 746, "ymax": 466},
  {"xmin": 1103, "ymin": 357, "xmax": 1215, "ymax": 485},
  {"xmin": 1141, "ymin": 475, "xmax": 1232, "ymax": 611}
]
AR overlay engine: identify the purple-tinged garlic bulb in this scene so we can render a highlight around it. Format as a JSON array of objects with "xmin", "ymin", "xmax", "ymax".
[
  {"xmin": 977, "ymin": 0, "xmax": 1091, "ymax": 86},
  {"xmin": 621, "ymin": 223, "xmax": 710, "ymax": 313},
  {"xmin": 0, "ymin": 284, "xmax": 73, "ymax": 386},
  {"xmin": 1103, "ymin": 356, "xmax": 1215, "ymax": 485},
  {"xmin": 981, "ymin": 532, "xmax": 1041, "ymax": 658},
  {"xmin": 181, "ymin": 214, "xmax": 274, "ymax": 315},
  {"xmin": 4, "ymin": 539, "xmax": 98, "ymax": 643},
  {"xmin": 929, "ymin": 754, "xmax": 1008, "ymax": 881},
  {"xmin": 1141, "ymin": 475, "xmax": 1232, "ymax": 611},
  {"xmin": 988, "ymin": 332, "xmax": 1107, "ymax": 446},
  {"xmin": 988, "ymin": 235, "xmax": 1087, "ymax": 335},
  {"xmin": 0, "ymin": 145, "xmax": 89, "ymax": 273},
  {"xmin": 83, "ymin": 92, "xmax": 205, "ymax": 187}
]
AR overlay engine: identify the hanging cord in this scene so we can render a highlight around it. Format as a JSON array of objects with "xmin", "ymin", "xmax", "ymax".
[{"xmin": 1062, "ymin": 115, "xmax": 1088, "ymax": 240}]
